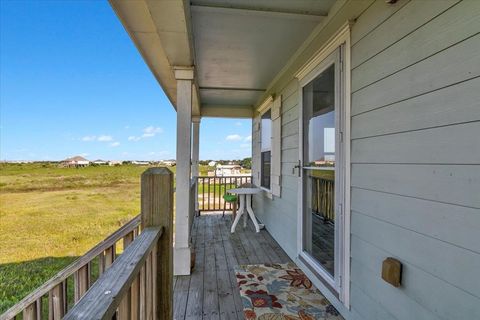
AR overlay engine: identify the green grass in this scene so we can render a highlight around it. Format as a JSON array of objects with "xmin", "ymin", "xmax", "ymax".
[{"xmin": 0, "ymin": 163, "xmax": 179, "ymax": 313}]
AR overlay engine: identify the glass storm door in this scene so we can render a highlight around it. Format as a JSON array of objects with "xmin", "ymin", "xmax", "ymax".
[{"xmin": 301, "ymin": 48, "xmax": 344, "ymax": 290}]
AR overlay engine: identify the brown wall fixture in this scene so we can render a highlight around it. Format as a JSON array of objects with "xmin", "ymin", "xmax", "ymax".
[{"xmin": 382, "ymin": 257, "xmax": 402, "ymax": 287}]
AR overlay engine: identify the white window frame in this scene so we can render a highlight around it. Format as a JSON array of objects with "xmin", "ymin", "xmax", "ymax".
[
  {"xmin": 295, "ymin": 23, "xmax": 352, "ymax": 309},
  {"xmin": 259, "ymin": 102, "xmax": 273, "ymax": 193}
]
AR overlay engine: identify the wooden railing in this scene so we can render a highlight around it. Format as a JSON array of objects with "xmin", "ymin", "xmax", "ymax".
[
  {"xmin": 1, "ymin": 216, "xmax": 141, "ymax": 320},
  {"xmin": 311, "ymin": 177, "xmax": 335, "ymax": 222},
  {"xmin": 196, "ymin": 175, "xmax": 252, "ymax": 212},
  {"xmin": 1, "ymin": 167, "xmax": 173, "ymax": 320},
  {"xmin": 63, "ymin": 227, "xmax": 162, "ymax": 320}
]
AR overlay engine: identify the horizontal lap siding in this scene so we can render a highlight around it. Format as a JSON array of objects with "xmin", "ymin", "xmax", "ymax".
[
  {"xmin": 350, "ymin": 1, "xmax": 480, "ymax": 319},
  {"xmin": 253, "ymin": 78, "xmax": 300, "ymax": 260}
]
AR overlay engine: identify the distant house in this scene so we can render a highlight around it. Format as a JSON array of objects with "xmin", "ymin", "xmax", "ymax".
[
  {"xmin": 161, "ymin": 160, "xmax": 176, "ymax": 166},
  {"xmin": 215, "ymin": 164, "xmax": 242, "ymax": 177},
  {"xmin": 108, "ymin": 160, "xmax": 122, "ymax": 166},
  {"xmin": 62, "ymin": 156, "xmax": 90, "ymax": 168},
  {"xmin": 92, "ymin": 159, "xmax": 108, "ymax": 165},
  {"xmin": 132, "ymin": 160, "xmax": 150, "ymax": 166}
]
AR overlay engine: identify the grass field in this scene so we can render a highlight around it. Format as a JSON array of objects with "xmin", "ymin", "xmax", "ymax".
[
  {"xmin": 0, "ymin": 162, "xmax": 252, "ymax": 313},
  {"xmin": 0, "ymin": 163, "xmax": 177, "ymax": 313}
]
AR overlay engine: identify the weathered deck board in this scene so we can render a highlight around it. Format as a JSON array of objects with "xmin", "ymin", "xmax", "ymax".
[{"xmin": 174, "ymin": 212, "xmax": 291, "ymax": 320}]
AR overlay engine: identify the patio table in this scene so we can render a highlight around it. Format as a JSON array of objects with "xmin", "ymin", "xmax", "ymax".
[{"xmin": 229, "ymin": 184, "xmax": 264, "ymax": 233}]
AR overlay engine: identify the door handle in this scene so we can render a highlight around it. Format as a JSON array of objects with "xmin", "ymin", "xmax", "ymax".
[{"xmin": 293, "ymin": 160, "xmax": 302, "ymax": 177}]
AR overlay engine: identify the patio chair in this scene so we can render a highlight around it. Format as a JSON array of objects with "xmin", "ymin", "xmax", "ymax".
[{"xmin": 222, "ymin": 192, "xmax": 238, "ymax": 218}]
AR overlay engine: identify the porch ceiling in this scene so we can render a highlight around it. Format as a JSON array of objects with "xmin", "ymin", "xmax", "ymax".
[
  {"xmin": 110, "ymin": 0, "xmax": 336, "ymax": 118},
  {"xmin": 191, "ymin": 1, "xmax": 333, "ymax": 111}
]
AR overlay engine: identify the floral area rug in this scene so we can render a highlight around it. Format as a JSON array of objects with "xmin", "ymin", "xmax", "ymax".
[{"xmin": 235, "ymin": 263, "xmax": 343, "ymax": 320}]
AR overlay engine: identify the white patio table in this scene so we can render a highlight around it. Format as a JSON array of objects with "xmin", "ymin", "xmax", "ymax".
[{"xmin": 229, "ymin": 184, "xmax": 264, "ymax": 233}]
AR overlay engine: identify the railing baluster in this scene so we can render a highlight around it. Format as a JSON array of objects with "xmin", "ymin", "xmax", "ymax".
[
  {"xmin": 118, "ymin": 230, "xmax": 134, "ymax": 320},
  {"xmin": 207, "ymin": 177, "xmax": 211, "ymax": 211},
  {"xmin": 22, "ymin": 301, "xmax": 37, "ymax": 320},
  {"xmin": 49, "ymin": 283, "xmax": 65, "ymax": 320},
  {"xmin": 124, "ymin": 231, "xmax": 134, "ymax": 248},
  {"xmin": 213, "ymin": 176, "xmax": 216, "ymax": 210},
  {"xmin": 35, "ymin": 298, "xmax": 42, "ymax": 320},
  {"xmin": 139, "ymin": 264, "xmax": 146, "ymax": 320},
  {"xmin": 74, "ymin": 264, "xmax": 89, "ymax": 302},
  {"xmin": 151, "ymin": 244, "xmax": 157, "ymax": 318},
  {"xmin": 105, "ymin": 245, "xmax": 116, "ymax": 268},
  {"xmin": 131, "ymin": 274, "xmax": 140, "ymax": 320},
  {"xmin": 145, "ymin": 253, "xmax": 153, "ymax": 320},
  {"xmin": 62, "ymin": 280, "xmax": 68, "ymax": 313},
  {"xmin": 98, "ymin": 252, "xmax": 105, "ymax": 276}
]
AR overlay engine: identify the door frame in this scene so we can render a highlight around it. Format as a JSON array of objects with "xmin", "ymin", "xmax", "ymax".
[{"xmin": 295, "ymin": 23, "xmax": 351, "ymax": 308}]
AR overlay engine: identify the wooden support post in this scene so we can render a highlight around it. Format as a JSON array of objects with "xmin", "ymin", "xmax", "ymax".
[{"xmin": 141, "ymin": 167, "xmax": 173, "ymax": 320}]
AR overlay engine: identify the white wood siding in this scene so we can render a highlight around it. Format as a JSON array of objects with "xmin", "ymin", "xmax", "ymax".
[
  {"xmin": 348, "ymin": 0, "xmax": 480, "ymax": 319},
  {"xmin": 252, "ymin": 1, "xmax": 480, "ymax": 319}
]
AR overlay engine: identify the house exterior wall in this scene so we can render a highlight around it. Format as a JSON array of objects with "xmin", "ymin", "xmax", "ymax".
[{"xmin": 252, "ymin": 0, "xmax": 480, "ymax": 319}]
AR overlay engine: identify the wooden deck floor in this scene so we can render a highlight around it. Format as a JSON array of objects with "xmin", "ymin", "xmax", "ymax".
[{"xmin": 173, "ymin": 211, "xmax": 291, "ymax": 320}]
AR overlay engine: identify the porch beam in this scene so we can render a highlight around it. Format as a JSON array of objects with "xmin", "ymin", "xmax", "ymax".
[
  {"xmin": 190, "ymin": 3, "xmax": 328, "ymax": 18},
  {"xmin": 199, "ymin": 86, "xmax": 266, "ymax": 92},
  {"xmin": 174, "ymin": 66, "xmax": 194, "ymax": 275},
  {"xmin": 201, "ymin": 105, "xmax": 253, "ymax": 119}
]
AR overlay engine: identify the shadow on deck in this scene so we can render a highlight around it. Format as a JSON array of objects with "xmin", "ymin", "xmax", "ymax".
[{"xmin": 174, "ymin": 211, "xmax": 291, "ymax": 320}]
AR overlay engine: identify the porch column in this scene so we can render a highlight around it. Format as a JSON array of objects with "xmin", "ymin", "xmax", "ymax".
[
  {"xmin": 191, "ymin": 116, "xmax": 201, "ymax": 177},
  {"xmin": 174, "ymin": 66, "xmax": 194, "ymax": 275}
]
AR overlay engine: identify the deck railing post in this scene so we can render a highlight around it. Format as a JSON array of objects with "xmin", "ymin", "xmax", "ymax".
[{"xmin": 141, "ymin": 167, "xmax": 173, "ymax": 320}]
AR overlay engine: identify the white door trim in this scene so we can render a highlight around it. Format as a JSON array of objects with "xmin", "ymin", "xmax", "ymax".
[{"xmin": 295, "ymin": 23, "xmax": 351, "ymax": 309}]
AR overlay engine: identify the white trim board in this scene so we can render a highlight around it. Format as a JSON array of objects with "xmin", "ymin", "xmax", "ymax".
[{"xmin": 295, "ymin": 23, "xmax": 352, "ymax": 309}]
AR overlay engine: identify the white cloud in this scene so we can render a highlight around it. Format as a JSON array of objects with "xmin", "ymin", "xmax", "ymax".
[
  {"xmin": 235, "ymin": 121, "xmax": 242, "ymax": 126},
  {"xmin": 226, "ymin": 134, "xmax": 242, "ymax": 141},
  {"xmin": 142, "ymin": 133, "xmax": 155, "ymax": 138},
  {"xmin": 142, "ymin": 126, "xmax": 163, "ymax": 137},
  {"xmin": 110, "ymin": 142, "xmax": 120, "ymax": 147},
  {"xmin": 128, "ymin": 136, "xmax": 141, "ymax": 142},
  {"xmin": 244, "ymin": 135, "xmax": 252, "ymax": 142},
  {"xmin": 97, "ymin": 135, "xmax": 113, "ymax": 142},
  {"xmin": 81, "ymin": 135, "xmax": 96, "ymax": 141},
  {"xmin": 128, "ymin": 126, "xmax": 163, "ymax": 141}
]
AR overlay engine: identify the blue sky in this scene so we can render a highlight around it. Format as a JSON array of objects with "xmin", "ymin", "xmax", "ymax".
[{"xmin": 0, "ymin": 1, "xmax": 252, "ymax": 161}]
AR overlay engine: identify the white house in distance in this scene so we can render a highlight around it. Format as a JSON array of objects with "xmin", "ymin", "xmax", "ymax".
[
  {"xmin": 62, "ymin": 156, "xmax": 90, "ymax": 167},
  {"xmin": 91, "ymin": 159, "xmax": 108, "ymax": 165},
  {"xmin": 160, "ymin": 160, "xmax": 176, "ymax": 166},
  {"xmin": 215, "ymin": 164, "xmax": 242, "ymax": 176}
]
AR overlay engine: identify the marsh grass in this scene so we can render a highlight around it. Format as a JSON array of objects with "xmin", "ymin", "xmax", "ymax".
[{"xmin": 0, "ymin": 163, "xmax": 175, "ymax": 313}]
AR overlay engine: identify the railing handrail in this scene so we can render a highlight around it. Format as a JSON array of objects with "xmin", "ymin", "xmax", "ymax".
[
  {"xmin": 0, "ymin": 215, "xmax": 141, "ymax": 320},
  {"xmin": 63, "ymin": 227, "xmax": 162, "ymax": 320}
]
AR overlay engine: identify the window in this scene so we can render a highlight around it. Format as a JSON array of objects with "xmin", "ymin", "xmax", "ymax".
[{"xmin": 261, "ymin": 109, "xmax": 272, "ymax": 189}]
